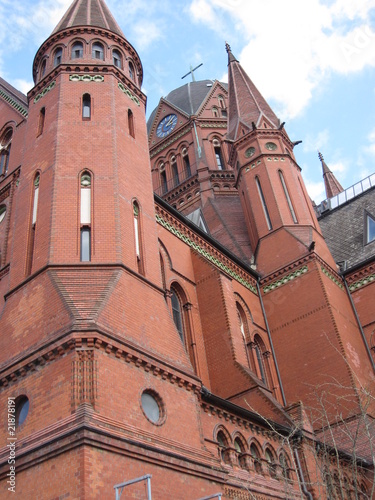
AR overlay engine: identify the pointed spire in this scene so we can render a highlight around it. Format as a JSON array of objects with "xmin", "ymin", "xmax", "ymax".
[
  {"xmin": 318, "ymin": 152, "xmax": 344, "ymax": 199},
  {"xmin": 52, "ymin": 0, "xmax": 125, "ymax": 38},
  {"xmin": 226, "ymin": 43, "xmax": 279, "ymax": 141}
]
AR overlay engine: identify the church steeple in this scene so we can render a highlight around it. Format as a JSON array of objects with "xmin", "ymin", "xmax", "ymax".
[
  {"xmin": 318, "ymin": 151, "xmax": 344, "ymax": 199},
  {"xmin": 226, "ymin": 43, "xmax": 279, "ymax": 141},
  {"xmin": 52, "ymin": 0, "xmax": 125, "ymax": 37}
]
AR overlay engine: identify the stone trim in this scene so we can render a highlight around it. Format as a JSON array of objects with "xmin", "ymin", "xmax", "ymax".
[
  {"xmin": 155, "ymin": 207, "xmax": 258, "ymax": 294},
  {"xmin": 321, "ymin": 266, "xmax": 344, "ymax": 289},
  {"xmin": 118, "ymin": 81, "xmax": 140, "ymax": 106},
  {"xmin": 69, "ymin": 74, "xmax": 104, "ymax": 83},
  {"xmin": 0, "ymin": 89, "xmax": 28, "ymax": 117},
  {"xmin": 263, "ymin": 266, "xmax": 308, "ymax": 294},
  {"xmin": 33, "ymin": 81, "xmax": 56, "ymax": 104}
]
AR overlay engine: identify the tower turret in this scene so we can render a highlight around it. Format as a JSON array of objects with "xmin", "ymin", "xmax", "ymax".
[{"xmin": 319, "ymin": 151, "xmax": 344, "ymax": 199}]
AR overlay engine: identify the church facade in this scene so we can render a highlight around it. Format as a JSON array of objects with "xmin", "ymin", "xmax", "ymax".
[{"xmin": 0, "ymin": 0, "xmax": 374, "ymax": 498}]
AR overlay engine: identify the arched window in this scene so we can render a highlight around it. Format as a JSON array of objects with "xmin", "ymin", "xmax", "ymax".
[
  {"xmin": 40, "ymin": 59, "xmax": 46, "ymax": 79},
  {"xmin": 160, "ymin": 253, "xmax": 166, "ymax": 291},
  {"xmin": 133, "ymin": 201, "xmax": 144, "ymax": 274},
  {"xmin": 128, "ymin": 109, "xmax": 135, "ymax": 138},
  {"xmin": 171, "ymin": 156, "xmax": 179, "ymax": 187},
  {"xmin": 182, "ymin": 148, "xmax": 191, "ymax": 177},
  {"xmin": 80, "ymin": 171, "xmax": 92, "ymax": 262},
  {"xmin": 256, "ymin": 176, "xmax": 272, "ymax": 230},
  {"xmin": 212, "ymin": 107, "xmax": 219, "ymax": 118},
  {"xmin": 26, "ymin": 173, "xmax": 40, "ymax": 275},
  {"xmin": 82, "ymin": 94, "xmax": 91, "ymax": 120},
  {"xmin": 213, "ymin": 139, "xmax": 225, "ymax": 170},
  {"xmin": 129, "ymin": 61, "xmax": 135, "ymax": 81},
  {"xmin": 54, "ymin": 47, "xmax": 63, "ymax": 67},
  {"xmin": 250, "ymin": 443, "xmax": 262, "ymax": 473},
  {"xmin": 218, "ymin": 95, "xmax": 227, "ymax": 117},
  {"xmin": 0, "ymin": 128, "xmax": 13, "ymax": 176},
  {"xmin": 72, "ymin": 41, "xmax": 83, "ymax": 59},
  {"xmin": 92, "ymin": 42, "xmax": 104, "ymax": 60},
  {"xmin": 217, "ymin": 430, "xmax": 230, "ymax": 463},
  {"xmin": 265, "ymin": 448, "xmax": 276, "ymax": 478},
  {"xmin": 279, "ymin": 452, "xmax": 291, "ymax": 481},
  {"xmin": 113, "ymin": 49, "xmax": 122, "ymax": 68},
  {"xmin": 37, "ymin": 107, "xmax": 45, "ymax": 137},
  {"xmin": 279, "ymin": 170, "xmax": 297, "ymax": 223},
  {"xmin": 171, "ymin": 288, "xmax": 184, "ymax": 342}
]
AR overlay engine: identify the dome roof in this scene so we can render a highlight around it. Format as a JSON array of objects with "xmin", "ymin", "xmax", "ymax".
[{"xmin": 147, "ymin": 79, "xmax": 227, "ymax": 134}]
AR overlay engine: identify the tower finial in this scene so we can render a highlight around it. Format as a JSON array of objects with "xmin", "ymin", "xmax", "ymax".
[
  {"xmin": 318, "ymin": 151, "xmax": 324, "ymax": 162},
  {"xmin": 225, "ymin": 41, "xmax": 231, "ymax": 54}
]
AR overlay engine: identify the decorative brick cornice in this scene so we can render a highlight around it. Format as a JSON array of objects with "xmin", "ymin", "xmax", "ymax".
[
  {"xmin": 201, "ymin": 121, "xmax": 227, "ymax": 128},
  {"xmin": 0, "ymin": 89, "xmax": 28, "ymax": 117},
  {"xmin": 321, "ymin": 266, "xmax": 344, "ymax": 289},
  {"xmin": 33, "ymin": 81, "xmax": 56, "ymax": 104},
  {"xmin": 0, "ymin": 335, "xmax": 200, "ymax": 395},
  {"xmin": 150, "ymin": 126, "xmax": 191, "ymax": 158},
  {"xmin": 155, "ymin": 206, "xmax": 258, "ymax": 294},
  {"xmin": 263, "ymin": 266, "xmax": 308, "ymax": 294},
  {"xmin": 346, "ymin": 262, "xmax": 375, "ymax": 292}
]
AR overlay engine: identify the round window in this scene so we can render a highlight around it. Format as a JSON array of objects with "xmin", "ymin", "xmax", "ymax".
[
  {"xmin": 0, "ymin": 205, "xmax": 6, "ymax": 223},
  {"xmin": 15, "ymin": 396, "xmax": 29, "ymax": 427},
  {"xmin": 245, "ymin": 147, "xmax": 255, "ymax": 158},
  {"xmin": 141, "ymin": 390, "xmax": 165, "ymax": 425},
  {"xmin": 265, "ymin": 142, "xmax": 277, "ymax": 151}
]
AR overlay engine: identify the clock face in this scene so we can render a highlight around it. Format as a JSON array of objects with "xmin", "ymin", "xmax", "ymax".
[{"xmin": 156, "ymin": 114, "xmax": 178, "ymax": 138}]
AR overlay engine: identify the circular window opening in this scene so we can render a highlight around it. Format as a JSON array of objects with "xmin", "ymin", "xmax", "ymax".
[
  {"xmin": 141, "ymin": 390, "xmax": 165, "ymax": 425},
  {"xmin": 265, "ymin": 142, "xmax": 277, "ymax": 151},
  {"xmin": 0, "ymin": 205, "xmax": 6, "ymax": 223},
  {"xmin": 15, "ymin": 396, "xmax": 29, "ymax": 427}
]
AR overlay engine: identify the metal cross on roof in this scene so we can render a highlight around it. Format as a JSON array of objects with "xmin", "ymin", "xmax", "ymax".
[{"xmin": 182, "ymin": 63, "xmax": 203, "ymax": 82}]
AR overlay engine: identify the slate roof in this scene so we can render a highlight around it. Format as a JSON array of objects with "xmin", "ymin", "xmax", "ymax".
[
  {"xmin": 319, "ymin": 186, "xmax": 375, "ymax": 270},
  {"xmin": 147, "ymin": 80, "xmax": 228, "ymax": 135},
  {"xmin": 0, "ymin": 77, "xmax": 28, "ymax": 107},
  {"xmin": 52, "ymin": 0, "xmax": 125, "ymax": 37}
]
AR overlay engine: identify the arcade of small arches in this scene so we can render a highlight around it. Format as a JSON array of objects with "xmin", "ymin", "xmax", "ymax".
[
  {"xmin": 36, "ymin": 37, "xmax": 139, "ymax": 86},
  {"xmin": 215, "ymin": 426, "xmax": 293, "ymax": 482}
]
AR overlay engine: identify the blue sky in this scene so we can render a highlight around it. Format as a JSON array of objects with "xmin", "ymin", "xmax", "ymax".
[{"xmin": 1, "ymin": 0, "xmax": 375, "ymax": 203}]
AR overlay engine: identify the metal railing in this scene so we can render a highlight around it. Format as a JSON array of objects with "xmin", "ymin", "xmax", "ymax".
[{"xmin": 317, "ymin": 172, "xmax": 375, "ymax": 215}]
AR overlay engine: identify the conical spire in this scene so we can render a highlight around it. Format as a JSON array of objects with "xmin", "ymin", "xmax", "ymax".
[
  {"xmin": 318, "ymin": 152, "xmax": 344, "ymax": 199},
  {"xmin": 52, "ymin": 0, "xmax": 125, "ymax": 38},
  {"xmin": 226, "ymin": 43, "xmax": 279, "ymax": 141}
]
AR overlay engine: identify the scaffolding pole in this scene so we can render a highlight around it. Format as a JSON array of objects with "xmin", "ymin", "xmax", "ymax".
[{"xmin": 114, "ymin": 474, "xmax": 152, "ymax": 500}]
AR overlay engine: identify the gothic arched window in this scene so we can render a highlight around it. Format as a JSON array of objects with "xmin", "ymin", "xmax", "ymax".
[
  {"xmin": 26, "ymin": 173, "xmax": 40, "ymax": 275},
  {"xmin": 250, "ymin": 443, "xmax": 262, "ymax": 473},
  {"xmin": 0, "ymin": 128, "xmax": 13, "ymax": 176},
  {"xmin": 80, "ymin": 171, "xmax": 92, "ymax": 262},
  {"xmin": 133, "ymin": 200, "xmax": 144, "ymax": 274},
  {"xmin": 279, "ymin": 170, "xmax": 297, "ymax": 223},
  {"xmin": 256, "ymin": 176, "xmax": 272, "ymax": 230},
  {"xmin": 254, "ymin": 334, "xmax": 267, "ymax": 385},
  {"xmin": 129, "ymin": 61, "xmax": 135, "ymax": 81},
  {"xmin": 37, "ymin": 107, "xmax": 46, "ymax": 137},
  {"xmin": 82, "ymin": 94, "xmax": 91, "ymax": 120},
  {"xmin": 171, "ymin": 287, "xmax": 184, "ymax": 342},
  {"xmin": 213, "ymin": 139, "xmax": 225, "ymax": 170},
  {"xmin": 182, "ymin": 148, "xmax": 191, "ymax": 177},
  {"xmin": 128, "ymin": 109, "xmax": 135, "ymax": 138},
  {"xmin": 171, "ymin": 155, "xmax": 179, "ymax": 187}
]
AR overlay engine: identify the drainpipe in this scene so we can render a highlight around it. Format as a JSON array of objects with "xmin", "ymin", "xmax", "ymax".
[
  {"xmin": 343, "ymin": 277, "xmax": 375, "ymax": 373},
  {"xmin": 256, "ymin": 278, "xmax": 287, "ymax": 407},
  {"xmin": 193, "ymin": 121, "xmax": 202, "ymax": 158},
  {"xmin": 294, "ymin": 449, "xmax": 313, "ymax": 500}
]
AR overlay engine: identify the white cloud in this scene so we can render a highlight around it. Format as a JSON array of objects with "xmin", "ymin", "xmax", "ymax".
[
  {"xmin": 303, "ymin": 130, "xmax": 330, "ymax": 153},
  {"xmin": 10, "ymin": 79, "xmax": 34, "ymax": 95},
  {"xmin": 365, "ymin": 127, "xmax": 375, "ymax": 155},
  {"xmin": 188, "ymin": 0, "xmax": 375, "ymax": 118},
  {"xmin": 305, "ymin": 180, "xmax": 326, "ymax": 202},
  {"xmin": 132, "ymin": 21, "xmax": 164, "ymax": 50}
]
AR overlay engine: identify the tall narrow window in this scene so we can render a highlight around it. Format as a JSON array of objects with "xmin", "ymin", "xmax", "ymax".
[
  {"xmin": 171, "ymin": 288, "xmax": 184, "ymax": 342},
  {"xmin": 26, "ymin": 174, "xmax": 40, "ymax": 275},
  {"xmin": 171, "ymin": 156, "xmax": 179, "ymax": 187},
  {"xmin": 72, "ymin": 42, "xmax": 83, "ymax": 59},
  {"xmin": 256, "ymin": 177, "xmax": 272, "ymax": 230},
  {"xmin": 37, "ymin": 107, "xmax": 45, "ymax": 137},
  {"xmin": 40, "ymin": 60, "xmax": 46, "ymax": 79},
  {"xmin": 212, "ymin": 107, "xmax": 219, "ymax": 118},
  {"xmin": 279, "ymin": 171, "xmax": 297, "ymax": 223},
  {"xmin": 54, "ymin": 48, "xmax": 62, "ymax": 67},
  {"xmin": 82, "ymin": 94, "xmax": 91, "ymax": 120},
  {"xmin": 250, "ymin": 443, "xmax": 262, "ymax": 473},
  {"xmin": 113, "ymin": 49, "xmax": 122, "ymax": 68},
  {"xmin": 0, "ymin": 128, "xmax": 13, "ymax": 177},
  {"xmin": 213, "ymin": 140, "xmax": 224, "ymax": 170},
  {"xmin": 92, "ymin": 42, "xmax": 104, "ymax": 60},
  {"xmin": 129, "ymin": 61, "xmax": 135, "ymax": 81},
  {"xmin": 254, "ymin": 334, "xmax": 267, "ymax": 385},
  {"xmin": 160, "ymin": 169, "xmax": 167, "ymax": 194},
  {"xmin": 218, "ymin": 95, "xmax": 227, "ymax": 117},
  {"xmin": 128, "ymin": 109, "xmax": 135, "ymax": 138},
  {"xmin": 182, "ymin": 148, "xmax": 191, "ymax": 177},
  {"xmin": 80, "ymin": 172, "xmax": 91, "ymax": 262},
  {"xmin": 133, "ymin": 201, "xmax": 144, "ymax": 274}
]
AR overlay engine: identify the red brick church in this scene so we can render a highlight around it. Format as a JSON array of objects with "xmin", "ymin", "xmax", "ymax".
[{"xmin": 0, "ymin": 0, "xmax": 374, "ymax": 498}]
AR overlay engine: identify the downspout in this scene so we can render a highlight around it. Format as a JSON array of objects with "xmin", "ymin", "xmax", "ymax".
[
  {"xmin": 193, "ymin": 121, "xmax": 202, "ymax": 158},
  {"xmin": 294, "ymin": 448, "xmax": 313, "ymax": 500},
  {"xmin": 343, "ymin": 277, "xmax": 375, "ymax": 373},
  {"xmin": 256, "ymin": 278, "xmax": 287, "ymax": 406}
]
